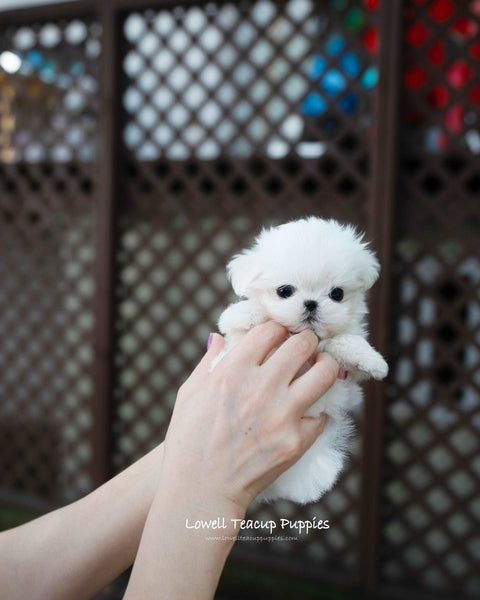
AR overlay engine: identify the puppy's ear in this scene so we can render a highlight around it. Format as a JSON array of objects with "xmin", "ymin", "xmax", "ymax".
[
  {"xmin": 360, "ymin": 251, "xmax": 381, "ymax": 291},
  {"xmin": 227, "ymin": 251, "xmax": 263, "ymax": 297}
]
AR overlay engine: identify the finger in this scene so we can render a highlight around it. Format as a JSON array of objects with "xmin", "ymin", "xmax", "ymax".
[
  {"xmin": 289, "ymin": 353, "xmax": 339, "ymax": 416},
  {"xmin": 298, "ymin": 413, "xmax": 328, "ymax": 454},
  {"xmin": 263, "ymin": 329, "xmax": 319, "ymax": 383},
  {"xmin": 188, "ymin": 333, "xmax": 226, "ymax": 381},
  {"xmin": 227, "ymin": 321, "xmax": 288, "ymax": 366}
]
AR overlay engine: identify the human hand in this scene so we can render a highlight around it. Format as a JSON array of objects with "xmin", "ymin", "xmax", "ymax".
[{"xmin": 159, "ymin": 321, "xmax": 340, "ymax": 521}]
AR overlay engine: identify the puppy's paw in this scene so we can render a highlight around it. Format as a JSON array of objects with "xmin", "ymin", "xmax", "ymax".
[
  {"xmin": 218, "ymin": 300, "xmax": 267, "ymax": 336},
  {"xmin": 355, "ymin": 351, "xmax": 389, "ymax": 381},
  {"xmin": 320, "ymin": 335, "xmax": 388, "ymax": 382}
]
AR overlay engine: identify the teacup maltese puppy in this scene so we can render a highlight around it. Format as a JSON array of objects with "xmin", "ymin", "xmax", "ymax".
[{"xmin": 212, "ymin": 217, "xmax": 388, "ymax": 504}]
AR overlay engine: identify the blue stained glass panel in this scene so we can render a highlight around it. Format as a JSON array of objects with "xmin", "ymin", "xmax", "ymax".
[
  {"xmin": 340, "ymin": 91, "xmax": 359, "ymax": 113},
  {"xmin": 309, "ymin": 55, "xmax": 327, "ymax": 79},
  {"xmin": 301, "ymin": 92, "xmax": 327, "ymax": 116},
  {"xmin": 361, "ymin": 65, "xmax": 378, "ymax": 88},
  {"xmin": 325, "ymin": 33, "xmax": 346, "ymax": 56},
  {"xmin": 27, "ymin": 49, "xmax": 43, "ymax": 67},
  {"xmin": 340, "ymin": 51, "xmax": 361, "ymax": 77},
  {"xmin": 321, "ymin": 69, "xmax": 347, "ymax": 97}
]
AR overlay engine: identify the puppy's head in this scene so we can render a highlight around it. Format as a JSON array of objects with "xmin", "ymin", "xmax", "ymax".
[{"xmin": 227, "ymin": 217, "xmax": 380, "ymax": 338}]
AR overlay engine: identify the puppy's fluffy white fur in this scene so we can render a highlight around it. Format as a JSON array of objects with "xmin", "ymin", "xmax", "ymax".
[{"xmin": 212, "ymin": 217, "xmax": 388, "ymax": 504}]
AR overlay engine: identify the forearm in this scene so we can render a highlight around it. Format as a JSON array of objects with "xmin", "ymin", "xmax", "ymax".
[
  {"xmin": 0, "ymin": 443, "xmax": 164, "ymax": 600},
  {"xmin": 124, "ymin": 479, "xmax": 244, "ymax": 600}
]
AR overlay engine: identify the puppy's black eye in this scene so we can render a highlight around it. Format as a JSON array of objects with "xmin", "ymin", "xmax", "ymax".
[
  {"xmin": 329, "ymin": 287, "xmax": 344, "ymax": 302},
  {"xmin": 277, "ymin": 285, "xmax": 295, "ymax": 299}
]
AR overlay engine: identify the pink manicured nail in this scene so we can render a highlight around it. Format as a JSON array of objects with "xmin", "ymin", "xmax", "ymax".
[
  {"xmin": 207, "ymin": 333, "xmax": 213, "ymax": 350},
  {"xmin": 338, "ymin": 368, "xmax": 348, "ymax": 380}
]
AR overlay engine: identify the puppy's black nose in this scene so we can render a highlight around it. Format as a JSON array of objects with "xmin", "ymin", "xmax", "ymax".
[{"xmin": 304, "ymin": 300, "xmax": 318, "ymax": 312}]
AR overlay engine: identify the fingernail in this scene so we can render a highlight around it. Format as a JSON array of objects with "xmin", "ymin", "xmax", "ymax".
[
  {"xmin": 338, "ymin": 368, "xmax": 348, "ymax": 380},
  {"xmin": 207, "ymin": 333, "xmax": 213, "ymax": 350}
]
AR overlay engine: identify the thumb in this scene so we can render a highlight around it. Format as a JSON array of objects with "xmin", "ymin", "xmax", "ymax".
[{"xmin": 207, "ymin": 332, "xmax": 225, "ymax": 355}]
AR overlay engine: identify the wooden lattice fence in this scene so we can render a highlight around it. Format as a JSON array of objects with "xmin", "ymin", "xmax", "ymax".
[{"xmin": 0, "ymin": 1, "xmax": 479, "ymax": 598}]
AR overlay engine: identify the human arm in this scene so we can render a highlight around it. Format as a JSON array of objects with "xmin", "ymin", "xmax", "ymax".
[
  {"xmin": 0, "ymin": 442, "xmax": 164, "ymax": 600},
  {"xmin": 124, "ymin": 322, "xmax": 339, "ymax": 599},
  {"xmin": 0, "ymin": 322, "xmax": 339, "ymax": 600}
]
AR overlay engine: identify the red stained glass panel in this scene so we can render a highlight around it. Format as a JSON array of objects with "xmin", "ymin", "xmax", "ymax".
[
  {"xmin": 363, "ymin": 26, "xmax": 379, "ymax": 53},
  {"xmin": 364, "ymin": 0, "xmax": 380, "ymax": 10},
  {"xmin": 404, "ymin": 65, "xmax": 428, "ymax": 90},
  {"xmin": 468, "ymin": 84, "xmax": 480, "ymax": 106},
  {"xmin": 444, "ymin": 104, "xmax": 465, "ymax": 133},
  {"xmin": 406, "ymin": 22, "xmax": 431, "ymax": 46},
  {"xmin": 427, "ymin": 41, "xmax": 446, "ymax": 66},
  {"xmin": 469, "ymin": 40, "xmax": 480, "ymax": 60},
  {"xmin": 446, "ymin": 60, "xmax": 472, "ymax": 89},
  {"xmin": 450, "ymin": 16, "xmax": 478, "ymax": 38},
  {"xmin": 426, "ymin": 85, "xmax": 450, "ymax": 108},
  {"xmin": 428, "ymin": 0, "xmax": 456, "ymax": 22}
]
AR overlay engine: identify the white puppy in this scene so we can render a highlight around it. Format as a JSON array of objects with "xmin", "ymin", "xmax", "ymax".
[{"xmin": 212, "ymin": 217, "xmax": 388, "ymax": 504}]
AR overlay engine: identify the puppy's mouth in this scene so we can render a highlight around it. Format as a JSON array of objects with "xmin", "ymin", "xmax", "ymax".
[
  {"xmin": 302, "ymin": 312, "xmax": 319, "ymax": 327},
  {"xmin": 288, "ymin": 317, "xmax": 322, "ymax": 338}
]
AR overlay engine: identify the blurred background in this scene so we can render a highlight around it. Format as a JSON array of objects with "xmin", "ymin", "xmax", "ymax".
[{"xmin": 0, "ymin": 0, "xmax": 479, "ymax": 598}]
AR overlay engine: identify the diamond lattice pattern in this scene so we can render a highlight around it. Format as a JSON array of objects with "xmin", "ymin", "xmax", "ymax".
[
  {"xmin": 122, "ymin": 0, "xmax": 379, "ymax": 163},
  {"xmin": 379, "ymin": 1, "xmax": 480, "ymax": 596},
  {"xmin": 0, "ymin": 19, "xmax": 100, "ymax": 503},
  {"xmin": 0, "ymin": 20, "xmax": 101, "ymax": 164},
  {"xmin": 113, "ymin": 0, "xmax": 381, "ymax": 579}
]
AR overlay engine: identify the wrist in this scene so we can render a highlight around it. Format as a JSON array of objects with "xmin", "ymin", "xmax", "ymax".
[{"xmin": 153, "ymin": 478, "xmax": 247, "ymax": 536}]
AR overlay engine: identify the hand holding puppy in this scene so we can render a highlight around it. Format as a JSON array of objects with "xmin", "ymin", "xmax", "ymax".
[{"xmin": 161, "ymin": 322, "xmax": 339, "ymax": 516}]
